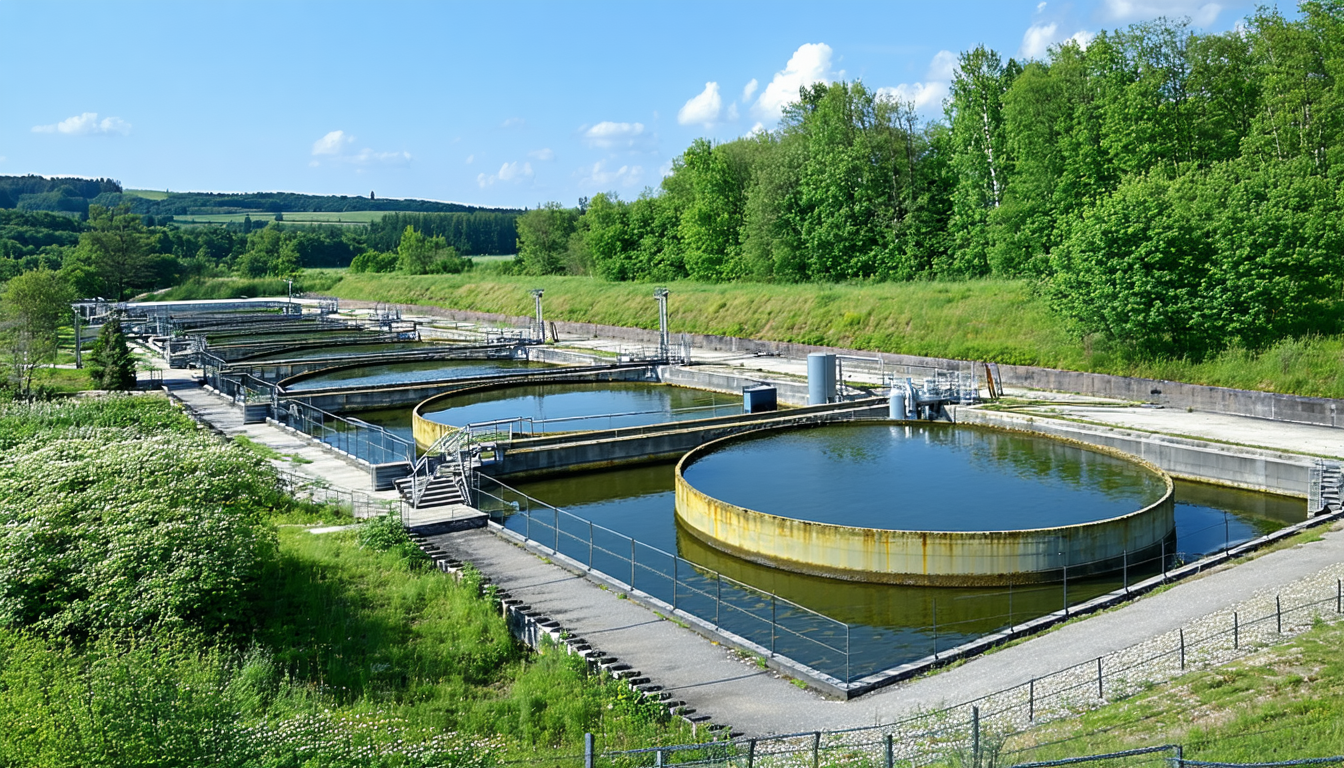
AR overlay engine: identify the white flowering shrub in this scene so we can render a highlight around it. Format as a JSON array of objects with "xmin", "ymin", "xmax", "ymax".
[{"xmin": 0, "ymin": 396, "xmax": 279, "ymax": 638}]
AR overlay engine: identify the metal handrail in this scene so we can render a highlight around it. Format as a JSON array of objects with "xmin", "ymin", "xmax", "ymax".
[
  {"xmin": 408, "ymin": 428, "xmax": 469, "ymax": 508},
  {"xmin": 462, "ymin": 400, "xmax": 745, "ymax": 439}
]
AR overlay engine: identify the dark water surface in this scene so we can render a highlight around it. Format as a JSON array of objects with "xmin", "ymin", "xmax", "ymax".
[
  {"xmin": 501, "ymin": 441, "xmax": 1304, "ymax": 680},
  {"xmin": 248, "ymin": 342, "xmax": 435, "ymax": 361},
  {"xmin": 682, "ymin": 423, "xmax": 1169, "ymax": 531},
  {"xmin": 423, "ymin": 382, "xmax": 743, "ymax": 432}
]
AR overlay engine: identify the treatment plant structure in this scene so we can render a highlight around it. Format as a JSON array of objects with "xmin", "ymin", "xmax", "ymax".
[{"xmin": 94, "ymin": 293, "xmax": 1344, "ymax": 699}]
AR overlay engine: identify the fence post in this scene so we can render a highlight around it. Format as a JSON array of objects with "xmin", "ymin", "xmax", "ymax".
[
  {"xmin": 1276, "ymin": 595, "xmax": 1282, "ymax": 633},
  {"xmin": 932, "ymin": 600, "xmax": 939, "ymax": 660},
  {"xmin": 771, "ymin": 596, "xmax": 777, "ymax": 656},
  {"xmin": 1063, "ymin": 563, "xmax": 1069, "ymax": 616},
  {"xmin": 1008, "ymin": 584, "xmax": 1013, "ymax": 630},
  {"xmin": 588, "ymin": 521, "xmax": 594, "ymax": 569},
  {"xmin": 1097, "ymin": 656, "xmax": 1104, "ymax": 699},
  {"xmin": 673, "ymin": 557, "xmax": 678, "ymax": 611},
  {"xmin": 845, "ymin": 623, "xmax": 851, "ymax": 683},
  {"xmin": 1179, "ymin": 629, "xmax": 1185, "ymax": 670},
  {"xmin": 1029, "ymin": 678, "xmax": 1035, "ymax": 722},
  {"xmin": 631, "ymin": 539, "xmax": 636, "ymax": 590},
  {"xmin": 746, "ymin": 739, "xmax": 756, "ymax": 768},
  {"xmin": 553, "ymin": 509, "xmax": 559, "ymax": 553},
  {"xmin": 716, "ymin": 575, "xmax": 722, "ymax": 627},
  {"xmin": 1161, "ymin": 538, "xmax": 1167, "ymax": 580},
  {"xmin": 971, "ymin": 706, "xmax": 980, "ymax": 768},
  {"xmin": 1234, "ymin": 612, "xmax": 1239, "ymax": 649},
  {"xmin": 1123, "ymin": 550, "xmax": 1128, "ymax": 594},
  {"xmin": 1338, "ymin": 579, "xmax": 1342, "ymax": 613},
  {"xmin": 584, "ymin": 732, "xmax": 594, "ymax": 768},
  {"xmin": 885, "ymin": 734, "xmax": 894, "ymax": 768},
  {"xmin": 1174, "ymin": 744, "xmax": 1184, "ymax": 768},
  {"xmin": 655, "ymin": 747, "xmax": 664, "ymax": 767},
  {"xmin": 812, "ymin": 731, "xmax": 821, "ymax": 768}
]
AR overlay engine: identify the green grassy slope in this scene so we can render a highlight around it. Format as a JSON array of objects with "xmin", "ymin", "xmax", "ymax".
[{"xmin": 320, "ymin": 273, "xmax": 1344, "ymax": 399}]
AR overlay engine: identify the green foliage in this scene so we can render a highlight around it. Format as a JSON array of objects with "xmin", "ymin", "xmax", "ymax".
[
  {"xmin": 516, "ymin": 203, "xmax": 580, "ymax": 275},
  {"xmin": 0, "ymin": 396, "xmax": 281, "ymax": 639},
  {"xmin": 0, "ymin": 396, "xmax": 699, "ymax": 764},
  {"xmin": 396, "ymin": 226, "xmax": 468, "ymax": 275},
  {"xmin": 349, "ymin": 249, "xmax": 399, "ymax": 273},
  {"xmin": 0, "ymin": 268, "xmax": 76, "ymax": 400},
  {"xmin": 86, "ymin": 315, "xmax": 136, "ymax": 390},
  {"xmin": 358, "ymin": 512, "xmax": 431, "ymax": 570}
]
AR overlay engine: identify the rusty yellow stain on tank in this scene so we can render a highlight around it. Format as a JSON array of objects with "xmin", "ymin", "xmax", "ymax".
[{"xmin": 673, "ymin": 425, "xmax": 1175, "ymax": 587}]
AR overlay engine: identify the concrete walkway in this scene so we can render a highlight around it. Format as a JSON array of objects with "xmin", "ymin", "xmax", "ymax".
[
  {"xmin": 422, "ymin": 510, "xmax": 1344, "ymax": 737},
  {"xmin": 151, "ymin": 361, "xmax": 397, "ymax": 499}
]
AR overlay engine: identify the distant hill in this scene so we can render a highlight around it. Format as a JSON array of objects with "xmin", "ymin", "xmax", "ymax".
[{"xmin": 0, "ymin": 175, "xmax": 522, "ymax": 218}]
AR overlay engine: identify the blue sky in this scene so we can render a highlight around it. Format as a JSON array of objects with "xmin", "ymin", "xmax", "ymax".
[{"xmin": 1, "ymin": 0, "xmax": 1255, "ymax": 209}]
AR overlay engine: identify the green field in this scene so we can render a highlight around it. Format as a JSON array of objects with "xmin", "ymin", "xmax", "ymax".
[
  {"xmin": 168, "ymin": 210, "xmax": 390, "ymax": 226},
  {"xmin": 121, "ymin": 188, "xmax": 171, "ymax": 200}
]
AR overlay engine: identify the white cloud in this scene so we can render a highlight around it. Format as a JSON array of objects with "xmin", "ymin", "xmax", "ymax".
[
  {"xmin": 579, "ymin": 160, "xmax": 643, "ymax": 190},
  {"xmin": 1104, "ymin": 0, "xmax": 1221, "ymax": 26},
  {"xmin": 465, "ymin": 154, "xmax": 475, "ymax": 164},
  {"xmin": 752, "ymin": 43, "xmax": 838, "ymax": 122},
  {"xmin": 877, "ymin": 82, "xmax": 949, "ymax": 109},
  {"xmin": 1018, "ymin": 22, "xmax": 1096, "ymax": 59},
  {"xmin": 501, "ymin": 117, "xmax": 525, "ymax": 128},
  {"xmin": 927, "ymin": 50, "xmax": 958, "ymax": 82},
  {"xmin": 1020, "ymin": 22, "xmax": 1060, "ymax": 59},
  {"xmin": 528, "ymin": 148, "xmax": 555, "ymax": 161},
  {"xmin": 310, "ymin": 130, "xmax": 410, "ymax": 167},
  {"xmin": 312, "ymin": 130, "xmax": 352, "ymax": 155},
  {"xmin": 727, "ymin": 103, "xmax": 739, "ymax": 121},
  {"xmin": 32, "ymin": 112, "xmax": 131, "ymax": 136},
  {"xmin": 742, "ymin": 78, "xmax": 759, "ymax": 102},
  {"xmin": 351, "ymin": 148, "xmax": 411, "ymax": 166},
  {"xmin": 478, "ymin": 160, "xmax": 534, "ymax": 188},
  {"xmin": 876, "ymin": 49, "xmax": 957, "ymax": 114},
  {"xmin": 745, "ymin": 122, "xmax": 766, "ymax": 138},
  {"xmin": 678, "ymin": 82, "xmax": 723, "ymax": 127},
  {"xmin": 581, "ymin": 121, "xmax": 652, "ymax": 150},
  {"xmin": 1037, "ymin": 1, "xmax": 1047, "ymax": 11}
]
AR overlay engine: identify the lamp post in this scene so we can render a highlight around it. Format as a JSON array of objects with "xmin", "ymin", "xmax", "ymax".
[
  {"xmin": 531, "ymin": 289, "xmax": 545, "ymax": 342},
  {"xmin": 653, "ymin": 287, "xmax": 670, "ymax": 360}
]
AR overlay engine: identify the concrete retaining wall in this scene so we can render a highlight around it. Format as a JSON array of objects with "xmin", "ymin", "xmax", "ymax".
[
  {"xmin": 673, "ymin": 423, "xmax": 1177, "ymax": 586},
  {"xmin": 958, "ymin": 408, "xmax": 1314, "ymax": 498},
  {"xmin": 345, "ymin": 299, "xmax": 1344, "ymax": 429}
]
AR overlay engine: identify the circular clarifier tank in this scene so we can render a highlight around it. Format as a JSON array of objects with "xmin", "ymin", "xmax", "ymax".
[
  {"xmin": 412, "ymin": 381, "xmax": 744, "ymax": 449},
  {"xmin": 675, "ymin": 422, "xmax": 1175, "ymax": 586}
]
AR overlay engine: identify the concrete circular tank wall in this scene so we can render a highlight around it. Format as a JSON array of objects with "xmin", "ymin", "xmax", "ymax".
[{"xmin": 674, "ymin": 423, "xmax": 1176, "ymax": 586}]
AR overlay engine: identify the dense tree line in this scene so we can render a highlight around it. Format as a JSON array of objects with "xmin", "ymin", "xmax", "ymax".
[
  {"xmin": 518, "ymin": 3, "xmax": 1344, "ymax": 358},
  {"xmin": 0, "ymin": 176, "xmax": 122, "ymax": 216},
  {"xmin": 98, "ymin": 190, "xmax": 521, "ymax": 218},
  {"xmin": 366, "ymin": 211, "xmax": 518, "ymax": 255}
]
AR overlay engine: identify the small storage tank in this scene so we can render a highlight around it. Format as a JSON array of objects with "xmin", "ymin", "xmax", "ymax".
[
  {"xmin": 743, "ymin": 384, "xmax": 778, "ymax": 414},
  {"xmin": 807, "ymin": 353, "xmax": 837, "ymax": 405},
  {"xmin": 888, "ymin": 388, "xmax": 909, "ymax": 419}
]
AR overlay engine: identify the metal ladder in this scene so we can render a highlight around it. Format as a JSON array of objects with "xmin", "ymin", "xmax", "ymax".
[{"xmin": 1308, "ymin": 459, "xmax": 1343, "ymax": 516}]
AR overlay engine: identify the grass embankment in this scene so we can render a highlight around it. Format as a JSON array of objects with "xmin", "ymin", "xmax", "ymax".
[
  {"xmin": 149, "ymin": 271, "xmax": 344, "ymax": 301},
  {"xmin": 1000, "ymin": 620, "xmax": 1344, "ymax": 764},
  {"xmin": 0, "ymin": 396, "xmax": 693, "ymax": 766},
  {"xmin": 318, "ymin": 272, "xmax": 1344, "ymax": 399}
]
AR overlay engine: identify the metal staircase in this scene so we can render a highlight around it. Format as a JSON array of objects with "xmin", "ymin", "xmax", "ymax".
[
  {"xmin": 397, "ymin": 429, "xmax": 473, "ymax": 510},
  {"xmin": 1308, "ymin": 459, "xmax": 1343, "ymax": 516}
]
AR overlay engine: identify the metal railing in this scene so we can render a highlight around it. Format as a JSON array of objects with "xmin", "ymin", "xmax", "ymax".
[
  {"xmin": 559, "ymin": 576, "xmax": 1344, "ymax": 767},
  {"xmin": 277, "ymin": 399, "xmax": 416, "ymax": 467},
  {"xmin": 275, "ymin": 467, "xmax": 403, "ymax": 519},
  {"xmin": 469, "ymin": 474, "xmax": 1329, "ymax": 687},
  {"xmin": 404, "ymin": 428, "xmax": 470, "ymax": 511},
  {"xmin": 463, "ymin": 400, "xmax": 746, "ymax": 440},
  {"xmin": 473, "ymin": 475, "xmax": 855, "ymax": 683}
]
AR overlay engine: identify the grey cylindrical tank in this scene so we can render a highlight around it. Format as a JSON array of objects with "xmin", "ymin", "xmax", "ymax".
[
  {"xmin": 807, "ymin": 352, "xmax": 837, "ymax": 405},
  {"xmin": 888, "ymin": 388, "xmax": 908, "ymax": 419}
]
